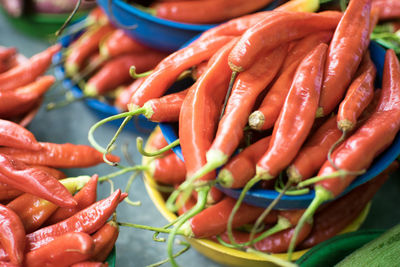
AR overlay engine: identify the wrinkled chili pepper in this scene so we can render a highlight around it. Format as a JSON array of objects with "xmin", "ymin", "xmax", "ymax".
[
  {"xmin": 0, "ymin": 204, "xmax": 25, "ymax": 265},
  {"xmin": 0, "ymin": 153, "xmax": 76, "ymax": 208},
  {"xmin": 0, "ymin": 142, "xmax": 120, "ymax": 168},
  {"xmin": 0, "ymin": 119, "xmax": 41, "ymax": 151},
  {"xmin": 23, "ymin": 232, "xmax": 95, "ymax": 267},
  {"xmin": 317, "ymin": 0, "xmax": 372, "ymax": 117}
]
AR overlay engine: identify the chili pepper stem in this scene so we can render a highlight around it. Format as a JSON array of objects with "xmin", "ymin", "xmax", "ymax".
[
  {"xmin": 227, "ymin": 176, "xmax": 262, "ymax": 247},
  {"xmin": 88, "ymin": 108, "xmax": 146, "ymax": 154},
  {"xmin": 124, "ymin": 172, "xmax": 142, "ymax": 206},
  {"xmin": 99, "ymin": 165, "xmax": 149, "ymax": 182},
  {"xmin": 315, "ymin": 107, "xmax": 324, "ymax": 118},
  {"xmin": 117, "ymin": 222, "xmax": 185, "ymax": 235},
  {"xmin": 129, "ymin": 66, "xmax": 153, "ymax": 79},
  {"xmin": 246, "ymin": 248, "xmax": 298, "ymax": 267},
  {"xmin": 220, "ymin": 71, "xmax": 238, "ymax": 119},
  {"xmin": 250, "ymin": 216, "xmax": 292, "ymax": 247},
  {"xmin": 248, "ymin": 111, "xmax": 265, "ymax": 130},
  {"xmin": 137, "ymin": 137, "xmax": 180, "ymax": 157},
  {"xmin": 287, "ymin": 166, "xmax": 302, "ymax": 184},
  {"xmin": 217, "ymin": 169, "xmax": 235, "ymax": 188},
  {"xmin": 147, "ymin": 240, "xmax": 190, "ymax": 267},
  {"xmin": 55, "ymin": 0, "xmax": 82, "ymax": 36},
  {"xmin": 327, "ymin": 131, "xmax": 347, "ymax": 171},
  {"xmin": 275, "ymin": 178, "xmax": 310, "ymax": 195},
  {"xmin": 62, "ymin": 175, "xmax": 91, "ymax": 191},
  {"xmin": 189, "ymin": 150, "xmax": 229, "ymax": 183},
  {"xmin": 167, "ymin": 187, "xmax": 209, "ymax": 267},
  {"xmin": 287, "ymin": 186, "xmax": 332, "ymax": 261},
  {"xmin": 297, "ymin": 168, "xmax": 366, "ymax": 188},
  {"xmin": 255, "ymin": 166, "xmax": 274, "ymax": 180}
]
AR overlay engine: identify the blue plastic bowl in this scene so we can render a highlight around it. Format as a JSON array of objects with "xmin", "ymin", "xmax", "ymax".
[
  {"xmin": 96, "ymin": 0, "xmax": 284, "ymax": 52},
  {"xmin": 53, "ymin": 28, "xmax": 156, "ymax": 134},
  {"xmin": 159, "ymin": 41, "xmax": 400, "ymax": 209}
]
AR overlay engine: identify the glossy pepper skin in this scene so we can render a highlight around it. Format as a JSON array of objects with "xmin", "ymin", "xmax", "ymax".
[
  {"xmin": 0, "ymin": 204, "xmax": 25, "ymax": 265},
  {"xmin": 299, "ymin": 162, "xmax": 398, "ymax": 249},
  {"xmin": 317, "ymin": 0, "xmax": 372, "ymax": 117},
  {"xmin": 256, "ymin": 43, "xmax": 328, "ymax": 179},
  {"xmin": 0, "ymin": 142, "xmax": 120, "ymax": 168},
  {"xmin": 0, "ymin": 44, "xmax": 60, "ymax": 91},
  {"xmin": 316, "ymin": 49, "xmax": 400, "ymax": 198},
  {"xmin": 372, "ymin": 0, "xmax": 400, "ymax": 20},
  {"xmin": 91, "ymin": 220, "xmax": 119, "ymax": 262},
  {"xmin": 228, "ymin": 11, "xmax": 341, "ymax": 72},
  {"xmin": 23, "ymin": 232, "xmax": 95, "ymax": 267},
  {"xmin": 149, "ymin": 152, "xmax": 186, "ymax": 185},
  {"xmin": 128, "ymin": 36, "xmax": 234, "ymax": 109},
  {"xmin": 0, "ymin": 154, "xmax": 76, "ymax": 208},
  {"xmin": 0, "ymin": 119, "xmax": 41, "ymax": 151},
  {"xmin": 154, "ymin": 0, "xmax": 274, "ymax": 24},
  {"xmin": 25, "ymin": 189, "xmax": 121, "ymax": 251}
]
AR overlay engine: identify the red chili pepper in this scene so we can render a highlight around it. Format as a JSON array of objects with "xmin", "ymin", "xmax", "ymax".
[
  {"xmin": 199, "ymin": 44, "xmax": 288, "ymax": 179},
  {"xmin": 153, "ymin": 0, "xmax": 274, "ymax": 24},
  {"xmin": 0, "ymin": 142, "xmax": 120, "ymax": 168},
  {"xmin": 0, "ymin": 262, "xmax": 18, "ymax": 267},
  {"xmin": 372, "ymin": 0, "xmax": 400, "ymax": 20},
  {"xmin": 149, "ymin": 152, "xmax": 186, "ymax": 185},
  {"xmin": 177, "ymin": 193, "xmax": 196, "ymax": 216},
  {"xmin": 228, "ymin": 11, "xmax": 341, "ymax": 72},
  {"xmin": 128, "ymin": 35, "xmax": 234, "ymax": 108},
  {"xmin": 288, "ymin": 49, "xmax": 400, "ymax": 259},
  {"xmin": 218, "ymin": 136, "xmax": 271, "ymax": 189},
  {"xmin": 181, "ymin": 196, "xmax": 276, "ymax": 238},
  {"xmin": 0, "ymin": 119, "xmax": 41, "ymax": 151},
  {"xmin": 0, "ymin": 154, "xmax": 76, "ymax": 208},
  {"xmin": 71, "ymin": 262, "xmax": 109, "ymax": 267},
  {"xmin": 0, "ymin": 204, "xmax": 25, "ymax": 265},
  {"xmin": 6, "ymin": 176, "xmax": 89, "ymax": 233},
  {"xmin": 299, "ymin": 161, "xmax": 397, "ymax": 249},
  {"xmin": 45, "ymin": 175, "xmax": 98, "ymax": 226},
  {"xmin": 287, "ymin": 115, "xmax": 343, "ymax": 182},
  {"xmin": 91, "ymin": 220, "xmax": 119, "ymax": 262},
  {"xmin": 256, "ymin": 43, "xmax": 328, "ymax": 180},
  {"xmin": 28, "ymin": 165, "xmax": 66, "ymax": 180},
  {"xmin": 23, "ymin": 232, "xmax": 95, "ymax": 267},
  {"xmin": 337, "ymin": 52, "xmax": 376, "ymax": 133},
  {"xmin": 248, "ymin": 31, "xmax": 333, "ymax": 131},
  {"xmin": 100, "ymin": 29, "xmax": 151, "ymax": 59},
  {"xmin": 0, "ymin": 47, "xmax": 17, "ymax": 62},
  {"xmin": 0, "ymin": 76, "xmax": 55, "ymax": 118},
  {"xmin": 84, "ymin": 51, "xmax": 167, "ymax": 96},
  {"xmin": 275, "ymin": 0, "xmax": 320, "ymax": 12},
  {"xmin": 147, "ymin": 127, "xmax": 170, "ymax": 151},
  {"xmin": 65, "ymin": 23, "xmax": 115, "ymax": 76},
  {"xmin": 114, "ymin": 78, "xmax": 144, "ymax": 111},
  {"xmin": 0, "ymin": 182, "xmax": 23, "ymax": 202},
  {"xmin": 25, "ymin": 189, "xmax": 121, "ymax": 251},
  {"xmin": 191, "ymin": 61, "xmax": 208, "ymax": 80},
  {"xmin": 317, "ymin": 0, "xmax": 372, "ymax": 117},
  {"xmin": 0, "ymin": 45, "xmax": 60, "ymax": 91}
]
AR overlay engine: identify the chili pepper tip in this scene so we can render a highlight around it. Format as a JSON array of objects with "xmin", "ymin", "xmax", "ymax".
[{"xmin": 286, "ymin": 166, "xmax": 302, "ymax": 184}]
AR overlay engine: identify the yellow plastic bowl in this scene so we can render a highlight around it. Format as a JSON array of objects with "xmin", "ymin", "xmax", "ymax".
[{"xmin": 143, "ymin": 128, "xmax": 370, "ymax": 267}]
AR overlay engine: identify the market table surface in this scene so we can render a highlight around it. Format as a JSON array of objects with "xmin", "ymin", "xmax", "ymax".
[{"xmin": 1, "ymin": 13, "xmax": 400, "ymax": 267}]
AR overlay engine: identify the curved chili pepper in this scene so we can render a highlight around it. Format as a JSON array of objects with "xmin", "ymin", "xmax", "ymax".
[
  {"xmin": 71, "ymin": 262, "xmax": 109, "ymax": 267},
  {"xmin": 23, "ymin": 232, "xmax": 95, "ymax": 267},
  {"xmin": 0, "ymin": 119, "xmax": 41, "ymax": 151},
  {"xmin": 0, "ymin": 47, "xmax": 17, "ymax": 62},
  {"xmin": 299, "ymin": 161, "xmax": 397, "ymax": 248},
  {"xmin": 0, "ymin": 45, "xmax": 60, "ymax": 91},
  {"xmin": 0, "ymin": 204, "xmax": 25, "ymax": 265},
  {"xmin": 153, "ymin": 0, "xmax": 274, "ymax": 24},
  {"xmin": 0, "ymin": 154, "xmax": 76, "ymax": 208},
  {"xmin": 148, "ymin": 126, "xmax": 170, "ymax": 151},
  {"xmin": 25, "ymin": 189, "xmax": 121, "ymax": 251},
  {"xmin": 256, "ymin": 43, "xmax": 328, "ymax": 180},
  {"xmin": 287, "ymin": 115, "xmax": 343, "ymax": 183},
  {"xmin": 65, "ymin": 23, "xmax": 115, "ymax": 76},
  {"xmin": 0, "ymin": 76, "xmax": 55, "ymax": 118},
  {"xmin": 0, "ymin": 142, "xmax": 120, "ymax": 168},
  {"xmin": 194, "ymin": 44, "xmax": 288, "ymax": 181},
  {"xmin": 28, "ymin": 165, "xmax": 66, "ymax": 180},
  {"xmin": 218, "ymin": 136, "xmax": 271, "ymax": 188},
  {"xmin": 317, "ymin": 0, "xmax": 372, "ymax": 117},
  {"xmin": 337, "ymin": 52, "xmax": 376, "ymax": 133},
  {"xmin": 148, "ymin": 152, "xmax": 186, "ymax": 185},
  {"xmin": 228, "ymin": 11, "xmax": 341, "ymax": 72},
  {"xmin": 100, "ymin": 29, "xmax": 150, "ymax": 59},
  {"xmin": 248, "ymin": 31, "xmax": 333, "ymax": 131},
  {"xmin": 91, "ymin": 220, "xmax": 119, "ymax": 262},
  {"xmin": 288, "ymin": 49, "xmax": 400, "ymax": 259},
  {"xmin": 0, "ymin": 182, "xmax": 23, "ymax": 201},
  {"xmin": 44, "ymin": 175, "xmax": 98, "ymax": 226},
  {"xmin": 84, "ymin": 51, "xmax": 167, "ymax": 96},
  {"xmin": 181, "ymin": 196, "xmax": 278, "ymax": 238},
  {"xmin": 6, "ymin": 176, "xmax": 90, "ymax": 233},
  {"xmin": 372, "ymin": 0, "xmax": 400, "ymax": 20},
  {"xmin": 114, "ymin": 78, "xmax": 144, "ymax": 111},
  {"xmin": 128, "ymin": 35, "xmax": 234, "ymax": 108}
]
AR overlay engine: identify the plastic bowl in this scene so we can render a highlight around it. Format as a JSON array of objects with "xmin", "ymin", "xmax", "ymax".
[
  {"xmin": 143, "ymin": 127, "xmax": 371, "ymax": 267},
  {"xmin": 52, "ymin": 26, "xmax": 156, "ymax": 134},
  {"xmin": 96, "ymin": 0, "xmax": 283, "ymax": 52},
  {"xmin": 159, "ymin": 41, "xmax": 400, "ymax": 209}
]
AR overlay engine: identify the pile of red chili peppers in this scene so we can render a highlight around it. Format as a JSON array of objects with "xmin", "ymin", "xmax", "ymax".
[{"xmin": 85, "ymin": 0, "xmax": 400, "ymax": 265}]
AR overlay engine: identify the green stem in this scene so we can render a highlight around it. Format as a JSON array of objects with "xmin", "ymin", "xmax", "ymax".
[
  {"xmin": 165, "ymin": 180, "xmax": 193, "ymax": 212},
  {"xmin": 88, "ymin": 108, "xmax": 145, "ymax": 154},
  {"xmin": 130, "ymin": 66, "xmax": 153, "ymax": 79},
  {"xmin": 167, "ymin": 187, "xmax": 209, "ymax": 267},
  {"xmin": 147, "ymin": 240, "xmax": 190, "ymax": 267},
  {"xmin": 327, "ymin": 131, "xmax": 346, "ymax": 171},
  {"xmin": 246, "ymin": 248, "xmax": 298, "ymax": 267},
  {"xmin": 227, "ymin": 176, "xmax": 262, "ymax": 247},
  {"xmin": 137, "ymin": 137, "xmax": 180, "ymax": 157},
  {"xmin": 118, "ymin": 221, "xmax": 184, "ymax": 235},
  {"xmin": 220, "ymin": 71, "xmax": 238, "ymax": 120},
  {"xmin": 287, "ymin": 186, "xmax": 332, "ymax": 261},
  {"xmin": 55, "ymin": 0, "xmax": 82, "ymax": 36},
  {"xmin": 46, "ymin": 94, "xmax": 89, "ymax": 111},
  {"xmin": 297, "ymin": 168, "xmax": 365, "ymax": 188},
  {"xmin": 98, "ymin": 165, "xmax": 148, "ymax": 182},
  {"xmin": 103, "ymin": 115, "xmax": 133, "ymax": 166},
  {"xmin": 123, "ymin": 172, "xmax": 141, "ymax": 207}
]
